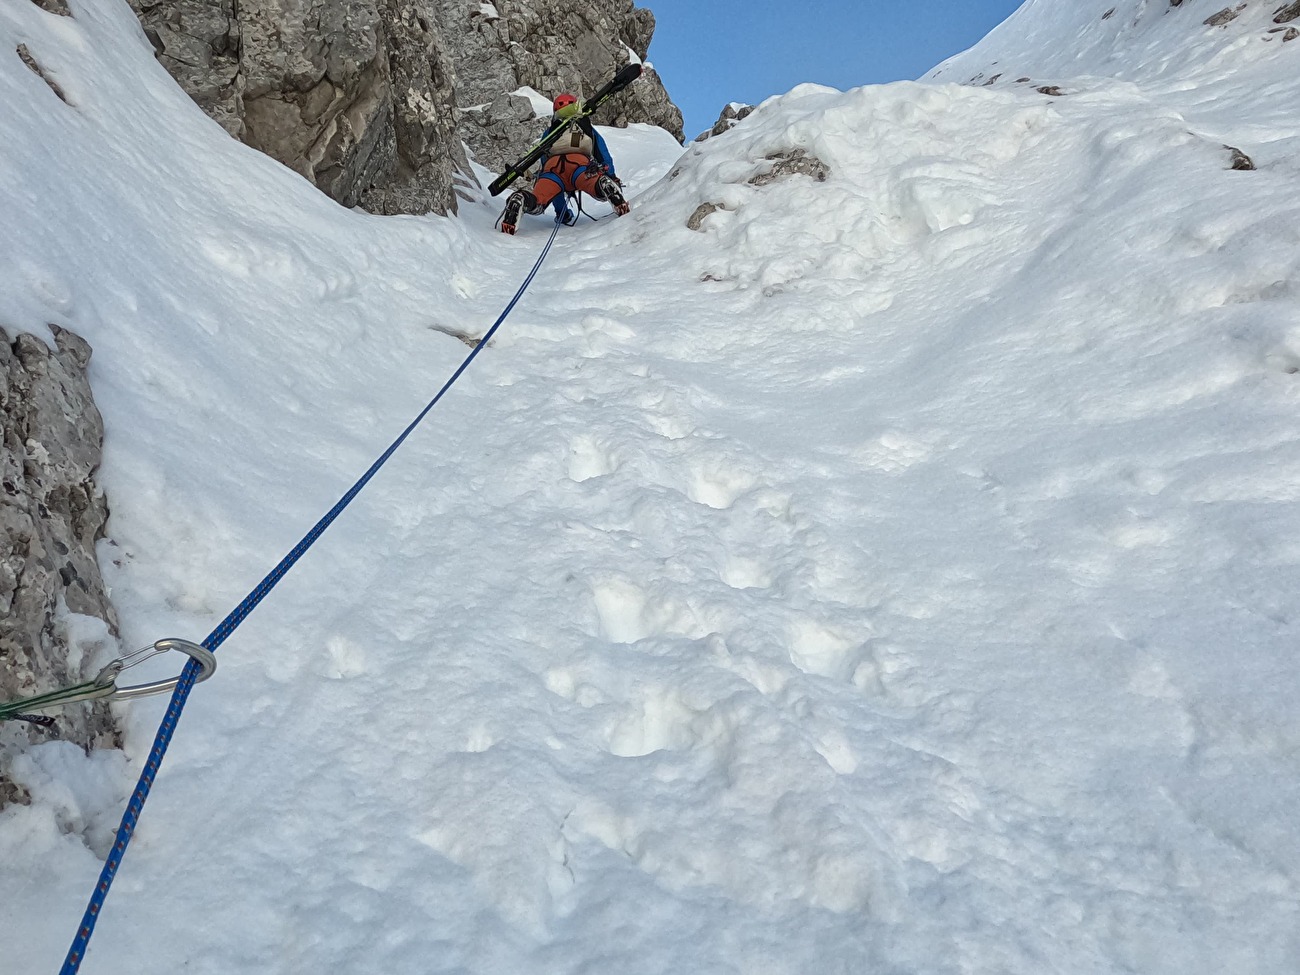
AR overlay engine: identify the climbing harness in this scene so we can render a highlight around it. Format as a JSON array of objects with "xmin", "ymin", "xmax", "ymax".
[
  {"xmin": 0, "ymin": 639, "xmax": 216, "ymax": 724},
  {"xmin": 570, "ymin": 191, "xmax": 599, "ymax": 224},
  {"xmin": 57, "ymin": 214, "xmax": 565, "ymax": 975}
]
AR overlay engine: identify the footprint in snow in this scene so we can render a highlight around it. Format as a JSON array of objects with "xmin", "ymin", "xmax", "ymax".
[
  {"xmin": 590, "ymin": 578, "xmax": 713, "ymax": 644},
  {"xmin": 786, "ymin": 618, "xmax": 868, "ymax": 683},
  {"xmin": 645, "ymin": 412, "xmax": 694, "ymax": 440},
  {"xmin": 686, "ymin": 460, "xmax": 757, "ymax": 510},
  {"xmin": 603, "ymin": 686, "xmax": 717, "ymax": 758},
  {"xmin": 719, "ymin": 554, "xmax": 772, "ymax": 590},
  {"xmin": 567, "ymin": 433, "xmax": 619, "ymax": 482},
  {"xmin": 1264, "ymin": 345, "xmax": 1300, "ymax": 376},
  {"xmin": 321, "ymin": 635, "xmax": 367, "ymax": 679}
]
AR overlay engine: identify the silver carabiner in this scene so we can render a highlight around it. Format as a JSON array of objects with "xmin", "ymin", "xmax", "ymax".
[{"xmin": 105, "ymin": 638, "xmax": 218, "ymax": 702}]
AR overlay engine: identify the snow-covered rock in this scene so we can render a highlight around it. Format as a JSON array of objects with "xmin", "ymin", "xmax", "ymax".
[
  {"xmin": 692, "ymin": 101, "xmax": 755, "ymax": 143},
  {"xmin": 1, "ymin": 328, "xmax": 119, "ymax": 806}
]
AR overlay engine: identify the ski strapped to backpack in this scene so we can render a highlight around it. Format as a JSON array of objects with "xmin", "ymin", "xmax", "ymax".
[{"xmin": 488, "ymin": 63, "xmax": 643, "ymax": 197}]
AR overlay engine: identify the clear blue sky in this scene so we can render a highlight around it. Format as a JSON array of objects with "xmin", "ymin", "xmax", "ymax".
[{"xmin": 645, "ymin": 0, "xmax": 1027, "ymax": 138}]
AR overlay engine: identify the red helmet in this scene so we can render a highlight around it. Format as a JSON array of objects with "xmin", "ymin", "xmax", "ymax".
[{"xmin": 552, "ymin": 93, "xmax": 579, "ymax": 117}]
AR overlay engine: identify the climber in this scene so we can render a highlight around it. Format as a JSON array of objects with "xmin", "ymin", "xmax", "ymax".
[{"xmin": 500, "ymin": 92, "xmax": 630, "ymax": 235}]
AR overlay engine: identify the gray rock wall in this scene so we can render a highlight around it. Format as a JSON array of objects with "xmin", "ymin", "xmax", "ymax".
[
  {"xmin": 1, "ymin": 327, "xmax": 119, "ymax": 806},
  {"xmin": 129, "ymin": 0, "xmax": 459, "ymax": 212},
  {"xmin": 361, "ymin": 1, "xmax": 476, "ymax": 213},
  {"xmin": 446, "ymin": 0, "xmax": 682, "ymax": 171},
  {"xmin": 128, "ymin": 0, "xmax": 684, "ymax": 214}
]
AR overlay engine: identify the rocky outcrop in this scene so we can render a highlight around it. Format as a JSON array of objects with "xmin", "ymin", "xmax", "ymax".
[
  {"xmin": 361, "ymin": 1, "xmax": 476, "ymax": 214},
  {"xmin": 748, "ymin": 148, "xmax": 830, "ymax": 187},
  {"xmin": 693, "ymin": 103, "xmax": 754, "ymax": 144},
  {"xmin": 129, "ymin": 1, "xmax": 243, "ymax": 136},
  {"xmin": 127, "ymin": 0, "xmax": 684, "ymax": 214},
  {"xmin": 129, "ymin": 0, "xmax": 468, "ymax": 214},
  {"xmin": 1, "ymin": 327, "xmax": 119, "ymax": 806},
  {"xmin": 17, "ymin": 42, "xmax": 69, "ymax": 104},
  {"xmin": 686, "ymin": 148, "xmax": 831, "ymax": 232},
  {"xmin": 1204, "ymin": 5, "xmax": 1246, "ymax": 26},
  {"xmin": 450, "ymin": 1, "xmax": 682, "ymax": 171},
  {"xmin": 463, "ymin": 90, "xmax": 543, "ymax": 175},
  {"xmin": 1225, "ymin": 144, "xmax": 1256, "ymax": 169}
]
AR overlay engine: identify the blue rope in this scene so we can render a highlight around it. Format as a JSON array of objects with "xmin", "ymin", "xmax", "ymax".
[{"xmin": 60, "ymin": 215, "xmax": 565, "ymax": 974}]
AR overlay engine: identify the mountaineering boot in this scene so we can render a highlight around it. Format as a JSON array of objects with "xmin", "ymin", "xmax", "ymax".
[
  {"xmin": 596, "ymin": 175, "xmax": 630, "ymax": 216},
  {"xmin": 500, "ymin": 189, "xmax": 538, "ymax": 235}
]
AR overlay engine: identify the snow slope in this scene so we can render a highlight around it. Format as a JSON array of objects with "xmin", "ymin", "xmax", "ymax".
[
  {"xmin": 927, "ymin": 0, "xmax": 1300, "ymax": 174},
  {"xmin": 3, "ymin": 0, "xmax": 1300, "ymax": 973}
]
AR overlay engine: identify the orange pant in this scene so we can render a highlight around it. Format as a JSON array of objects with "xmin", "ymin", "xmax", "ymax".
[{"xmin": 531, "ymin": 153, "xmax": 603, "ymax": 207}]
